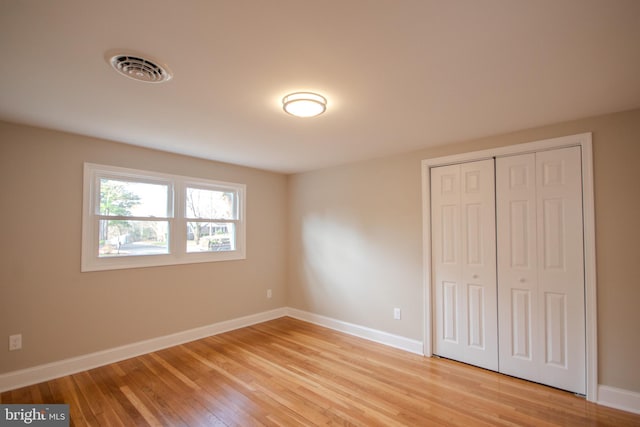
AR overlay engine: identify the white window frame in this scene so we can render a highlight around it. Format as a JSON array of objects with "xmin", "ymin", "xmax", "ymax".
[{"xmin": 82, "ymin": 163, "xmax": 246, "ymax": 272}]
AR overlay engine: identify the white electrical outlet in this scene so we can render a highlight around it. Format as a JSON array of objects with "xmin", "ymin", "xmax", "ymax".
[
  {"xmin": 9, "ymin": 334, "xmax": 22, "ymax": 351},
  {"xmin": 267, "ymin": 289, "xmax": 272, "ymax": 299},
  {"xmin": 393, "ymin": 308, "xmax": 401, "ymax": 320}
]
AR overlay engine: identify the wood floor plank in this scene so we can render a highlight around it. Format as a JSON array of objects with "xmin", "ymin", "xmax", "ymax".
[
  {"xmin": 120, "ymin": 385, "xmax": 165, "ymax": 427},
  {"xmin": 2, "ymin": 317, "xmax": 639, "ymax": 426}
]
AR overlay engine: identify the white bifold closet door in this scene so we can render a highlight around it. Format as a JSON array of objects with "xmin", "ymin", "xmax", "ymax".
[
  {"xmin": 431, "ymin": 159, "xmax": 498, "ymax": 371},
  {"xmin": 496, "ymin": 146, "xmax": 585, "ymax": 394}
]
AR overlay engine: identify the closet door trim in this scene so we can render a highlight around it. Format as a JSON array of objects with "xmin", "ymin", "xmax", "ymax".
[{"xmin": 421, "ymin": 132, "xmax": 597, "ymax": 401}]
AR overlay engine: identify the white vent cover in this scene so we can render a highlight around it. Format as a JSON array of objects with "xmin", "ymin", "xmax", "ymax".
[{"xmin": 109, "ymin": 54, "xmax": 172, "ymax": 83}]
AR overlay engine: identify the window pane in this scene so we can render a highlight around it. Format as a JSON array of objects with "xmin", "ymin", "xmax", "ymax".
[
  {"xmin": 99, "ymin": 178, "xmax": 169, "ymax": 217},
  {"xmin": 98, "ymin": 220, "xmax": 169, "ymax": 257},
  {"xmin": 186, "ymin": 222, "xmax": 235, "ymax": 252},
  {"xmin": 185, "ymin": 187, "xmax": 235, "ymax": 219}
]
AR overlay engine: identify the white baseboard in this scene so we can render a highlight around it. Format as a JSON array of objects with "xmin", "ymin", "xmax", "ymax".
[
  {"xmin": 285, "ymin": 307, "xmax": 424, "ymax": 355},
  {"xmin": 598, "ymin": 385, "xmax": 640, "ymax": 415},
  {"xmin": 0, "ymin": 308, "xmax": 287, "ymax": 393}
]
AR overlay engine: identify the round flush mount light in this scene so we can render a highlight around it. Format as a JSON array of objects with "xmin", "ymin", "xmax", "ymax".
[
  {"xmin": 282, "ymin": 92, "xmax": 327, "ymax": 117},
  {"xmin": 107, "ymin": 51, "xmax": 172, "ymax": 83}
]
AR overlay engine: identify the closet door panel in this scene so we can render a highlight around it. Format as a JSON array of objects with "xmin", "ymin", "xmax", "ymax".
[
  {"xmin": 511, "ymin": 288, "xmax": 532, "ymax": 359},
  {"xmin": 432, "ymin": 165, "xmax": 462, "ymax": 355},
  {"xmin": 497, "ymin": 154, "xmax": 540, "ymax": 381},
  {"xmin": 432, "ymin": 160, "xmax": 498, "ymax": 370},
  {"xmin": 497, "ymin": 147, "xmax": 585, "ymax": 394},
  {"xmin": 442, "ymin": 281, "xmax": 459, "ymax": 342},
  {"xmin": 536, "ymin": 147, "xmax": 585, "ymax": 394},
  {"xmin": 460, "ymin": 160, "xmax": 498, "ymax": 368}
]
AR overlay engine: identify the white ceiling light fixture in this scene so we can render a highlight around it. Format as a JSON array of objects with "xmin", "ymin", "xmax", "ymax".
[{"xmin": 282, "ymin": 92, "xmax": 327, "ymax": 117}]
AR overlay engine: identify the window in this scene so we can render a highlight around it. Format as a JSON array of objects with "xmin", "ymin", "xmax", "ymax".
[
  {"xmin": 185, "ymin": 186, "xmax": 238, "ymax": 253},
  {"xmin": 82, "ymin": 163, "xmax": 245, "ymax": 271}
]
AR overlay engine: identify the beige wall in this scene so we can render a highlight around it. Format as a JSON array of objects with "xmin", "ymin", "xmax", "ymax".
[
  {"xmin": 2, "ymin": 108, "xmax": 639, "ymax": 394},
  {"xmin": 0, "ymin": 121, "xmax": 288, "ymax": 374},
  {"xmin": 288, "ymin": 108, "xmax": 640, "ymax": 393}
]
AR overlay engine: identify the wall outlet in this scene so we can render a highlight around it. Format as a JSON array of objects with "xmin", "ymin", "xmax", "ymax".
[
  {"xmin": 393, "ymin": 308, "xmax": 401, "ymax": 320},
  {"xmin": 267, "ymin": 289, "xmax": 272, "ymax": 299},
  {"xmin": 9, "ymin": 334, "xmax": 22, "ymax": 351}
]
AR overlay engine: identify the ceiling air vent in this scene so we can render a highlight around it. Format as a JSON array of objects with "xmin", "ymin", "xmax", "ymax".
[{"xmin": 109, "ymin": 53, "xmax": 172, "ymax": 83}]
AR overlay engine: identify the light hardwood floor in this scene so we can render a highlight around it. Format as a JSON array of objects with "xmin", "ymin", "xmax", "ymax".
[{"xmin": 2, "ymin": 317, "xmax": 639, "ymax": 426}]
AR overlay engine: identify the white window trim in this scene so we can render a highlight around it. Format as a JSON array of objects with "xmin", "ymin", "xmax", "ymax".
[{"xmin": 82, "ymin": 163, "xmax": 246, "ymax": 272}]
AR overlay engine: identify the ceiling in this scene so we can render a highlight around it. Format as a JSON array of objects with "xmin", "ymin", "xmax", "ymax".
[{"xmin": 1, "ymin": 0, "xmax": 639, "ymax": 174}]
